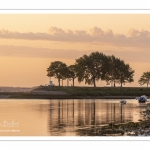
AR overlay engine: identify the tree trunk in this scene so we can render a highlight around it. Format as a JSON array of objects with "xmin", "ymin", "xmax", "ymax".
[
  {"xmin": 114, "ymin": 81, "xmax": 116, "ymax": 87},
  {"xmin": 121, "ymin": 82, "xmax": 122, "ymax": 87},
  {"xmin": 93, "ymin": 77, "xmax": 96, "ymax": 87},
  {"xmin": 120, "ymin": 75, "xmax": 123, "ymax": 87},
  {"xmin": 67, "ymin": 79, "xmax": 69, "ymax": 86},
  {"xmin": 73, "ymin": 78, "xmax": 74, "ymax": 86},
  {"xmin": 58, "ymin": 78, "xmax": 60, "ymax": 86},
  {"xmin": 62, "ymin": 79, "xmax": 63, "ymax": 86}
]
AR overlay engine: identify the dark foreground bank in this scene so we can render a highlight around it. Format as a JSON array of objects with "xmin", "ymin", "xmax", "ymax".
[{"xmin": 0, "ymin": 86, "xmax": 150, "ymax": 99}]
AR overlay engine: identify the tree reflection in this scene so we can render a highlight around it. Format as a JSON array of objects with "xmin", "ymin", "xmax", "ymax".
[
  {"xmin": 120, "ymin": 104, "xmax": 123, "ymax": 123},
  {"xmin": 91, "ymin": 100, "xmax": 95, "ymax": 126},
  {"xmin": 73, "ymin": 100, "xmax": 74, "ymax": 125},
  {"xmin": 78, "ymin": 100, "xmax": 84, "ymax": 126},
  {"xmin": 48, "ymin": 99, "xmax": 134, "ymax": 136},
  {"xmin": 114, "ymin": 103, "xmax": 116, "ymax": 123},
  {"xmin": 85, "ymin": 101, "xmax": 90, "ymax": 125}
]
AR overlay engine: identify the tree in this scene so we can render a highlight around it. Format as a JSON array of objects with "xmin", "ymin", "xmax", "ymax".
[
  {"xmin": 47, "ymin": 61, "xmax": 68, "ymax": 86},
  {"xmin": 138, "ymin": 71, "xmax": 150, "ymax": 87},
  {"xmin": 66, "ymin": 65, "xmax": 78, "ymax": 86},
  {"xmin": 105, "ymin": 55, "xmax": 121, "ymax": 87},
  {"xmin": 117, "ymin": 62, "xmax": 134, "ymax": 87},
  {"xmin": 75, "ymin": 52, "xmax": 109, "ymax": 87},
  {"xmin": 105, "ymin": 55, "xmax": 134, "ymax": 87}
]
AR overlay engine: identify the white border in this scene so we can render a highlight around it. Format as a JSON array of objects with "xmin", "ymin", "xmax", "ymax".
[
  {"xmin": 0, "ymin": 10, "xmax": 150, "ymax": 14},
  {"xmin": 0, "ymin": 0, "xmax": 150, "ymax": 9},
  {"xmin": 0, "ymin": 136, "xmax": 150, "ymax": 140},
  {"xmin": 0, "ymin": 0, "xmax": 150, "ymax": 142}
]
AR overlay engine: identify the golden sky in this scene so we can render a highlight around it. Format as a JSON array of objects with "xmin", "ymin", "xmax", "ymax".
[{"xmin": 0, "ymin": 14, "xmax": 150, "ymax": 87}]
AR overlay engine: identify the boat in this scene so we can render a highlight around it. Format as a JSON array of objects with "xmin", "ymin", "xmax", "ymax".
[
  {"xmin": 135, "ymin": 95, "xmax": 147, "ymax": 103},
  {"xmin": 120, "ymin": 100, "xmax": 126, "ymax": 105}
]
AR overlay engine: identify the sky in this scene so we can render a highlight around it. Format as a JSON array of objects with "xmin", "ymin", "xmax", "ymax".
[{"xmin": 0, "ymin": 14, "xmax": 150, "ymax": 87}]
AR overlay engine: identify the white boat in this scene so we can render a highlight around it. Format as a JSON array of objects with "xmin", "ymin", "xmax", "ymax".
[
  {"xmin": 135, "ymin": 95, "xmax": 147, "ymax": 103},
  {"xmin": 120, "ymin": 100, "xmax": 126, "ymax": 105}
]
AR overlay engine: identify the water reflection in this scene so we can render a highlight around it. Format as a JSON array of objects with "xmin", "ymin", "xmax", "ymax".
[
  {"xmin": 0, "ymin": 99, "xmax": 146, "ymax": 136},
  {"xmin": 48, "ymin": 99, "xmax": 145, "ymax": 136}
]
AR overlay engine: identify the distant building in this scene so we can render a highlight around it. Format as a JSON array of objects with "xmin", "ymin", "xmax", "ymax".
[{"xmin": 49, "ymin": 81, "xmax": 54, "ymax": 86}]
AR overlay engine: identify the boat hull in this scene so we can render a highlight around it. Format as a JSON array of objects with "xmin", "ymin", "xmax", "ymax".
[{"xmin": 138, "ymin": 100, "xmax": 146, "ymax": 103}]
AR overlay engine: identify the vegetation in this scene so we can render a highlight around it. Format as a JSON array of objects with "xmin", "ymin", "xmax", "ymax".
[
  {"xmin": 102, "ymin": 105, "xmax": 150, "ymax": 136},
  {"xmin": 47, "ymin": 61, "xmax": 68, "ymax": 86},
  {"xmin": 105, "ymin": 55, "xmax": 134, "ymax": 87},
  {"xmin": 2, "ymin": 86, "xmax": 150, "ymax": 98},
  {"xmin": 117, "ymin": 62, "xmax": 134, "ymax": 87},
  {"xmin": 75, "ymin": 52, "xmax": 109, "ymax": 87},
  {"xmin": 47, "ymin": 51, "xmax": 135, "ymax": 87},
  {"xmin": 66, "ymin": 65, "xmax": 78, "ymax": 86},
  {"xmin": 138, "ymin": 71, "xmax": 150, "ymax": 87},
  {"xmin": 33, "ymin": 86, "xmax": 150, "ymax": 97}
]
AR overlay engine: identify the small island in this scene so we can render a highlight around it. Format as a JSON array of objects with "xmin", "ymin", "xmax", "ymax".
[
  {"xmin": 1, "ymin": 51, "xmax": 150, "ymax": 100},
  {"xmin": 0, "ymin": 86, "xmax": 150, "ymax": 99}
]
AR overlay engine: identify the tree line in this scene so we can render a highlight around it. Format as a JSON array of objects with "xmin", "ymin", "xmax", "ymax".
[
  {"xmin": 46, "ymin": 51, "xmax": 137, "ymax": 87},
  {"xmin": 46, "ymin": 51, "xmax": 150, "ymax": 87},
  {"xmin": 138, "ymin": 71, "xmax": 150, "ymax": 87}
]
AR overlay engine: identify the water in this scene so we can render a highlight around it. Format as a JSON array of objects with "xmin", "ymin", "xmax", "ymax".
[{"xmin": 0, "ymin": 99, "xmax": 147, "ymax": 136}]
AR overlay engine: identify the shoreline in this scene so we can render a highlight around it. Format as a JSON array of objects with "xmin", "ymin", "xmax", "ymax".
[
  {"xmin": 0, "ymin": 94, "xmax": 137, "ymax": 99},
  {"xmin": 1, "ymin": 86, "xmax": 150, "ymax": 99}
]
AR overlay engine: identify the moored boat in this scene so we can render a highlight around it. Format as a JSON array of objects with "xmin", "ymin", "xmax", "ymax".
[
  {"xmin": 120, "ymin": 100, "xmax": 126, "ymax": 105},
  {"xmin": 135, "ymin": 95, "xmax": 147, "ymax": 103}
]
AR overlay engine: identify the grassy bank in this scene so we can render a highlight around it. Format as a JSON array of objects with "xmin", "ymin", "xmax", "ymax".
[
  {"xmin": 1, "ymin": 86, "xmax": 150, "ymax": 99},
  {"xmin": 35, "ymin": 85, "xmax": 150, "ymax": 96}
]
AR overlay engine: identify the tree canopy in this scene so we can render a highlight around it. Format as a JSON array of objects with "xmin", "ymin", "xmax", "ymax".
[
  {"xmin": 66, "ymin": 64, "xmax": 79, "ymax": 86},
  {"xmin": 138, "ymin": 71, "xmax": 150, "ymax": 87},
  {"xmin": 47, "ymin": 61, "xmax": 68, "ymax": 86},
  {"xmin": 117, "ymin": 63, "xmax": 134, "ymax": 87},
  {"xmin": 46, "ymin": 51, "xmax": 135, "ymax": 87},
  {"xmin": 105, "ymin": 55, "xmax": 134, "ymax": 87},
  {"xmin": 75, "ymin": 52, "xmax": 109, "ymax": 87},
  {"xmin": 105, "ymin": 55, "xmax": 122, "ymax": 87}
]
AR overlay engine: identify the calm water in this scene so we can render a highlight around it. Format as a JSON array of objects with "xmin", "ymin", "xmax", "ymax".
[{"xmin": 0, "ymin": 99, "xmax": 147, "ymax": 136}]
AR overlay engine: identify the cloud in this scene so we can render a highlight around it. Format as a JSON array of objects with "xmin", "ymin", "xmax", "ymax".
[
  {"xmin": 0, "ymin": 45, "xmax": 150, "ymax": 63},
  {"xmin": 128, "ymin": 29, "xmax": 150, "ymax": 37},
  {"xmin": 0, "ymin": 45, "xmax": 90, "ymax": 59},
  {"xmin": 1, "ymin": 27, "xmax": 150, "ymax": 48},
  {"xmin": 128, "ymin": 29, "xmax": 139, "ymax": 36}
]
